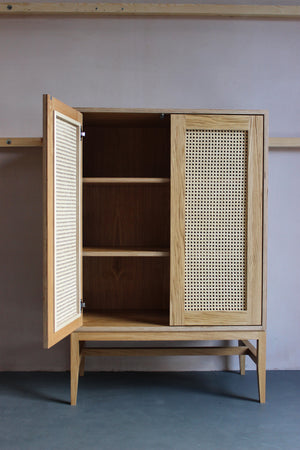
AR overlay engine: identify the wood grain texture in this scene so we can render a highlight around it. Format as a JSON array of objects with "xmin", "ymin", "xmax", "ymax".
[
  {"xmin": 83, "ymin": 258, "xmax": 170, "ymax": 311},
  {"xmin": 83, "ymin": 183, "xmax": 170, "ymax": 248},
  {"xmin": 238, "ymin": 341, "xmax": 246, "ymax": 375},
  {"xmin": 83, "ymin": 177, "xmax": 170, "ymax": 184},
  {"xmin": 171, "ymin": 114, "xmax": 264, "ymax": 326},
  {"xmin": 1, "ymin": 3, "xmax": 300, "ymax": 19},
  {"xmin": 257, "ymin": 333, "xmax": 266, "ymax": 403},
  {"xmin": 83, "ymin": 112, "xmax": 170, "ymax": 127},
  {"xmin": 170, "ymin": 115, "xmax": 186, "ymax": 325},
  {"xmin": 80, "ymin": 310, "xmax": 264, "ymax": 332},
  {"xmin": 0, "ymin": 137, "xmax": 42, "ymax": 147},
  {"xmin": 262, "ymin": 113, "xmax": 269, "ymax": 331},
  {"xmin": 70, "ymin": 333, "xmax": 80, "ymax": 406},
  {"xmin": 83, "ymin": 125, "xmax": 170, "ymax": 178},
  {"xmin": 241, "ymin": 339, "xmax": 257, "ymax": 358},
  {"xmin": 185, "ymin": 114, "xmax": 250, "ymax": 130},
  {"xmin": 81, "ymin": 346, "xmax": 249, "ymax": 356},
  {"xmin": 43, "ymin": 94, "xmax": 83, "ymax": 349},
  {"xmin": 80, "ymin": 108, "xmax": 267, "ymax": 115},
  {"xmin": 269, "ymin": 137, "xmax": 300, "ymax": 148},
  {"xmin": 74, "ymin": 329, "xmax": 266, "ymax": 341},
  {"xmin": 83, "ymin": 248, "xmax": 170, "ymax": 257},
  {"xmin": 247, "ymin": 116, "xmax": 263, "ymax": 325},
  {"xmin": 82, "ymin": 310, "xmax": 169, "ymax": 327}
]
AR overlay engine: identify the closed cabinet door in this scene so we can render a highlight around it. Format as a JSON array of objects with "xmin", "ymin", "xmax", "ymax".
[
  {"xmin": 170, "ymin": 114, "xmax": 264, "ymax": 326},
  {"xmin": 43, "ymin": 95, "xmax": 83, "ymax": 348}
]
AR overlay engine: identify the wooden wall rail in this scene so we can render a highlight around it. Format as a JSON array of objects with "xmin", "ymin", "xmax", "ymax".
[
  {"xmin": 0, "ymin": 138, "xmax": 300, "ymax": 148},
  {"xmin": 1, "ymin": 137, "xmax": 300, "ymax": 148},
  {"xmin": 0, "ymin": 138, "xmax": 42, "ymax": 147},
  {"xmin": 1, "ymin": 3, "xmax": 300, "ymax": 19},
  {"xmin": 269, "ymin": 137, "xmax": 300, "ymax": 148}
]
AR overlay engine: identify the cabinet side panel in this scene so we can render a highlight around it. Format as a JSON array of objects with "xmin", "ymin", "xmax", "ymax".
[
  {"xmin": 262, "ymin": 113, "xmax": 269, "ymax": 330},
  {"xmin": 247, "ymin": 116, "xmax": 263, "ymax": 324},
  {"xmin": 170, "ymin": 115, "xmax": 186, "ymax": 325}
]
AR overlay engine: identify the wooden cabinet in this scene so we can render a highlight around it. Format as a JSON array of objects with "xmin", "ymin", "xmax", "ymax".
[{"xmin": 43, "ymin": 95, "xmax": 268, "ymax": 404}]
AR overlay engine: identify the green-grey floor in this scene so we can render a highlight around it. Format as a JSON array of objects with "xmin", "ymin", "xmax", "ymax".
[{"xmin": 0, "ymin": 371, "xmax": 299, "ymax": 450}]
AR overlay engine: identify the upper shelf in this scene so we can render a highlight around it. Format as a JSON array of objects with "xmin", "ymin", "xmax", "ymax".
[
  {"xmin": 83, "ymin": 248, "xmax": 170, "ymax": 257},
  {"xmin": 1, "ymin": 3, "xmax": 300, "ymax": 19},
  {"xmin": 83, "ymin": 177, "xmax": 170, "ymax": 184}
]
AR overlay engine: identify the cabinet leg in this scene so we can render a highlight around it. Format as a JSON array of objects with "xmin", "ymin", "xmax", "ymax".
[
  {"xmin": 238, "ymin": 341, "xmax": 246, "ymax": 375},
  {"xmin": 79, "ymin": 342, "xmax": 85, "ymax": 377},
  {"xmin": 257, "ymin": 333, "xmax": 266, "ymax": 403},
  {"xmin": 70, "ymin": 334, "xmax": 80, "ymax": 406}
]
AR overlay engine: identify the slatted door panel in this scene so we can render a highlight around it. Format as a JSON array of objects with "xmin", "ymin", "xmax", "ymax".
[
  {"xmin": 43, "ymin": 95, "xmax": 83, "ymax": 348},
  {"xmin": 170, "ymin": 114, "xmax": 263, "ymax": 326}
]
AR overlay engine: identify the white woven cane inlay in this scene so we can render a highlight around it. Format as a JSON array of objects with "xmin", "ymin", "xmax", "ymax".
[{"xmin": 185, "ymin": 129, "xmax": 247, "ymax": 312}]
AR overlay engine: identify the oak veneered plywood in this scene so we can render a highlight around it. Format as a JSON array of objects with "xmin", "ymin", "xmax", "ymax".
[
  {"xmin": 83, "ymin": 183, "xmax": 170, "ymax": 248},
  {"xmin": 83, "ymin": 257, "xmax": 170, "ymax": 311},
  {"xmin": 170, "ymin": 115, "xmax": 186, "ymax": 325},
  {"xmin": 170, "ymin": 114, "xmax": 264, "ymax": 326},
  {"xmin": 43, "ymin": 94, "xmax": 83, "ymax": 348},
  {"xmin": 83, "ymin": 126, "xmax": 170, "ymax": 178},
  {"xmin": 83, "ymin": 248, "xmax": 169, "ymax": 257}
]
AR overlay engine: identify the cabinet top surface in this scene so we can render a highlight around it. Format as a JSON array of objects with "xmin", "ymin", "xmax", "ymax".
[{"xmin": 77, "ymin": 107, "xmax": 267, "ymax": 115}]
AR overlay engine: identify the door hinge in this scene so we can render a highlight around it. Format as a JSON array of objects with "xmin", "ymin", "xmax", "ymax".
[
  {"xmin": 80, "ymin": 300, "xmax": 86, "ymax": 311},
  {"xmin": 80, "ymin": 130, "xmax": 86, "ymax": 140}
]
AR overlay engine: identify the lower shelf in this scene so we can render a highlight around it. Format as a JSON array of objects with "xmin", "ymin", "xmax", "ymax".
[{"xmin": 82, "ymin": 310, "xmax": 169, "ymax": 327}]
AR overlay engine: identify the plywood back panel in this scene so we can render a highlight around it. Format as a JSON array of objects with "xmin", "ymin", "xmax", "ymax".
[
  {"xmin": 83, "ymin": 257, "xmax": 170, "ymax": 311},
  {"xmin": 83, "ymin": 183, "xmax": 170, "ymax": 248},
  {"xmin": 83, "ymin": 126, "xmax": 170, "ymax": 178}
]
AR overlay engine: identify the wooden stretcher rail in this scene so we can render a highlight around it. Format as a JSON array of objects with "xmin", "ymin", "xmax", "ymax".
[
  {"xmin": 1, "ymin": 3, "xmax": 300, "ymax": 19},
  {"xmin": 81, "ymin": 346, "xmax": 250, "ymax": 356}
]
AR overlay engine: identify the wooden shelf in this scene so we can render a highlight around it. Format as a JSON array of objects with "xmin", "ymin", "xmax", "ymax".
[
  {"xmin": 82, "ymin": 310, "xmax": 169, "ymax": 328},
  {"xmin": 83, "ymin": 247, "xmax": 170, "ymax": 257},
  {"xmin": 83, "ymin": 177, "xmax": 170, "ymax": 184}
]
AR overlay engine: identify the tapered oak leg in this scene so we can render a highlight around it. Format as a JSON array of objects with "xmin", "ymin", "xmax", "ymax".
[
  {"xmin": 257, "ymin": 333, "xmax": 266, "ymax": 403},
  {"xmin": 70, "ymin": 333, "xmax": 80, "ymax": 406},
  {"xmin": 79, "ymin": 342, "xmax": 85, "ymax": 377},
  {"xmin": 238, "ymin": 340, "xmax": 246, "ymax": 375}
]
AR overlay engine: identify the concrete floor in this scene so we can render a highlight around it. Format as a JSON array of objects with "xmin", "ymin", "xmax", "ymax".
[{"xmin": 0, "ymin": 371, "xmax": 299, "ymax": 450}]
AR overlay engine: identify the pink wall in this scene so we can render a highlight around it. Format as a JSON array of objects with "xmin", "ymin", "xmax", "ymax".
[{"xmin": 0, "ymin": 15, "xmax": 299, "ymax": 371}]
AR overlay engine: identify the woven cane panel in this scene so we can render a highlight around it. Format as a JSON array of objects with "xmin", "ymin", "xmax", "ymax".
[
  {"xmin": 54, "ymin": 114, "xmax": 80, "ymax": 331},
  {"xmin": 185, "ymin": 129, "xmax": 247, "ymax": 312}
]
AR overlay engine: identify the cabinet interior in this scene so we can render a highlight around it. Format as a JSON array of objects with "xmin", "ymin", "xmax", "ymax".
[{"xmin": 82, "ymin": 112, "xmax": 171, "ymax": 325}]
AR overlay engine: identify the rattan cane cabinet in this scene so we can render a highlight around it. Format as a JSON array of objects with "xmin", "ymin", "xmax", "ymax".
[{"xmin": 43, "ymin": 95, "xmax": 268, "ymax": 405}]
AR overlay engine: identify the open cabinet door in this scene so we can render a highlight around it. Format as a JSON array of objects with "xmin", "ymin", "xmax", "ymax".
[
  {"xmin": 43, "ymin": 95, "xmax": 83, "ymax": 348},
  {"xmin": 170, "ymin": 114, "xmax": 263, "ymax": 326}
]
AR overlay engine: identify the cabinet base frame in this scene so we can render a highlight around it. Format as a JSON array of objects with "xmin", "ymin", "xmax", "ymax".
[{"xmin": 70, "ymin": 330, "xmax": 266, "ymax": 406}]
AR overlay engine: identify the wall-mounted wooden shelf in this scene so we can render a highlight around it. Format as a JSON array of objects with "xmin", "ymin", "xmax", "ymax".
[
  {"xmin": 0, "ymin": 3, "xmax": 300, "ymax": 19},
  {"xmin": 0, "ymin": 137, "xmax": 42, "ymax": 147},
  {"xmin": 83, "ymin": 247, "xmax": 170, "ymax": 257}
]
